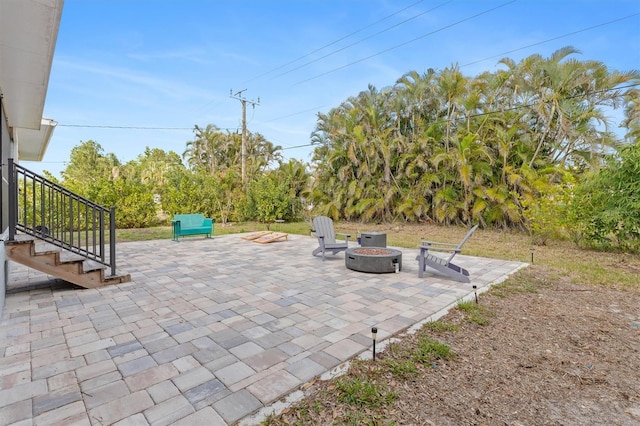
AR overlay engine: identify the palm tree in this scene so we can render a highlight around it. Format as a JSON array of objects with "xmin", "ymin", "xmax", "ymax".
[
  {"xmin": 503, "ymin": 47, "xmax": 638, "ymax": 170},
  {"xmin": 183, "ymin": 124, "xmax": 224, "ymax": 174},
  {"xmin": 245, "ymin": 132, "xmax": 283, "ymax": 181},
  {"xmin": 623, "ymin": 86, "xmax": 640, "ymax": 141},
  {"xmin": 437, "ymin": 65, "xmax": 467, "ymax": 153}
]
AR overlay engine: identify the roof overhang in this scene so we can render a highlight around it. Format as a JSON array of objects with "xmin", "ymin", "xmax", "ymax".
[
  {"xmin": 0, "ymin": 0, "xmax": 64, "ymax": 160},
  {"xmin": 15, "ymin": 117, "xmax": 58, "ymax": 161}
]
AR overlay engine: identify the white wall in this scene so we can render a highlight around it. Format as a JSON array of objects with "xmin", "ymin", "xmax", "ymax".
[{"xmin": 1, "ymin": 99, "xmax": 15, "ymax": 318}]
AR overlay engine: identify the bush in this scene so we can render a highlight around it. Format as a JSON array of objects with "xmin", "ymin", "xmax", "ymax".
[
  {"xmin": 568, "ymin": 142, "xmax": 640, "ymax": 252},
  {"xmin": 91, "ymin": 178, "xmax": 159, "ymax": 229}
]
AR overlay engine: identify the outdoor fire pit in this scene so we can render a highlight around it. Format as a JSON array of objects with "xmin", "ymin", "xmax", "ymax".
[{"xmin": 345, "ymin": 247, "xmax": 402, "ymax": 274}]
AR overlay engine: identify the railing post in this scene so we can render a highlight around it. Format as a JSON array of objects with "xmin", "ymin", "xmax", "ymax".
[
  {"xmin": 109, "ymin": 207, "xmax": 116, "ymax": 277},
  {"xmin": 99, "ymin": 208, "xmax": 105, "ymax": 262},
  {"xmin": 39, "ymin": 175, "xmax": 46, "ymax": 235},
  {"xmin": 7, "ymin": 158, "xmax": 16, "ymax": 241}
]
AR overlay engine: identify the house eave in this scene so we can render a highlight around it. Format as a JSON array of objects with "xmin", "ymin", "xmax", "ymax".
[
  {"xmin": 0, "ymin": 0, "xmax": 64, "ymax": 160},
  {"xmin": 15, "ymin": 118, "xmax": 58, "ymax": 161}
]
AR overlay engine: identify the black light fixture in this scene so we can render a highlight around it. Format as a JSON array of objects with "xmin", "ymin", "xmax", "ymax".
[{"xmin": 371, "ymin": 327, "xmax": 378, "ymax": 361}]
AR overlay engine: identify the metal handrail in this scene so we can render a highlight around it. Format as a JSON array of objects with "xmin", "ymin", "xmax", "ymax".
[{"xmin": 7, "ymin": 158, "xmax": 117, "ymax": 276}]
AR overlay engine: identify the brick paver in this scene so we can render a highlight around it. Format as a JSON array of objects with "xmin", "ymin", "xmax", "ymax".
[
  {"xmin": 213, "ymin": 390, "xmax": 263, "ymax": 424},
  {"xmin": 83, "ymin": 380, "xmax": 130, "ymax": 409},
  {"xmin": 88, "ymin": 390, "xmax": 154, "ymax": 425},
  {"xmin": 0, "ymin": 400, "xmax": 31, "ymax": 424},
  {"xmin": 246, "ymin": 370, "xmax": 302, "ymax": 405},
  {"xmin": 2, "ymin": 233, "xmax": 526, "ymax": 424},
  {"xmin": 32, "ymin": 400, "xmax": 89, "ymax": 426},
  {"xmin": 143, "ymin": 394, "xmax": 194, "ymax": 426},
  {"xmin": 173, "ymin": 407, "xmax": 227, "ymax": 425},
  {"xmin": 215, "ymin": 361, "xmax": 255, "ymax": 387}
]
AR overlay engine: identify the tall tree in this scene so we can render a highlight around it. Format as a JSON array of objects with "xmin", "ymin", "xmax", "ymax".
[
  {"xmin": 309, "ymin": 46, "xmax": 638, "ymax": 230},
  {"xmin": 61, "ymin": 140, "xmax": 120, "ymax": 196}
]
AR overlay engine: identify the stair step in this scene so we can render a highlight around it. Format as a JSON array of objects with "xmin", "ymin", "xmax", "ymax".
[{"xmin": 5, "ymin": 235, "xmax": 130, "ymax": 289}]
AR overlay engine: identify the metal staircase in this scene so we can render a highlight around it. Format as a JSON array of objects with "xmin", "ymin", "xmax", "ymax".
[{"xmin": 4, "ymin": 159, "xmax": 130, "ymax": 289}]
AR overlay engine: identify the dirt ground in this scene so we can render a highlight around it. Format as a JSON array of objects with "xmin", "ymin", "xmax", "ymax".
[{"xmin": 268, "ymin": 264, "xmax": 640, "ymax": 425}]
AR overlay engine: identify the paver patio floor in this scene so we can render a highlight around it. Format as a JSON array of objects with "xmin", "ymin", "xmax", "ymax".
[{"xmin": 1, "ymin": 233, "xmax": 526, "ymax": 425}]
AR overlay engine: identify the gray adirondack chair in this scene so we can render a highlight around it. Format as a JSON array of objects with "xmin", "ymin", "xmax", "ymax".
[
  {"xmin": 312, "ymin": 216, "xmax": 351, "ymax": 261},
  {"xmin": 417, "ymin": 225, "xmax": 478, "ymax": 283}
]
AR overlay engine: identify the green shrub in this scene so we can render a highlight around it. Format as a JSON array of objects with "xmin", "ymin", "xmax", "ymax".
[{"xmin": 568, "ymin": 142, "xmax": 640, "ymax": 252}]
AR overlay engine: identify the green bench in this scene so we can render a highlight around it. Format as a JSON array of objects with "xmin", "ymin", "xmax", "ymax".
[{"xmin": 171, "ymin": 214, "xmax": 214, "ymax": 241}]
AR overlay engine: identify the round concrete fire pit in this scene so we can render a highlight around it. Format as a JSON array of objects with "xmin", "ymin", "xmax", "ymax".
[{"xmin": 345, "ymin": 247, "xmax": 402, "ymax": 274}]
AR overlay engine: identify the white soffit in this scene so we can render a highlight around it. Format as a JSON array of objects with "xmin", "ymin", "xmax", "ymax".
[
  {"xmin": 15, "ymin": 118, "xmax": 58, "ymax": 161},
  {"xmin": 0, "ymin": 0, "xmax": 64, "ymax": 130}
]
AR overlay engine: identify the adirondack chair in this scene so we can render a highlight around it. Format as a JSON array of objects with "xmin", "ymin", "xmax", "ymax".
[
  {"xmin": 417, "ymin": 225, "xmax": 478, "ymax": 283},
  {"xmin": 312, "ymin": 216, "xmax": 351, "ymax": 261}
]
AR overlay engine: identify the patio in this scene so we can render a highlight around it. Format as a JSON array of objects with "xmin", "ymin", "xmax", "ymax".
[{"xmin": 0, "ymin": 233, "xmax": 526, "ymax": 425}]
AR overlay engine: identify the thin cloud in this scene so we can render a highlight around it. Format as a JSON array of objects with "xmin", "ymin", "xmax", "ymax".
[{"xmin": 53, "ymin": 57, "xmax": 214, "ymax": 101}]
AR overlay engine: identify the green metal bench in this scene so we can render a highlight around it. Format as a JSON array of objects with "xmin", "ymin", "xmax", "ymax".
[{"xmin": 171, "ymin": 214, "xmax": 214, "ymax": 241}]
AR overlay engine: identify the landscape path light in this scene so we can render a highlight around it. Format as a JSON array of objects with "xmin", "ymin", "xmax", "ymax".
[{"xmin": 371, "ymin": 327, "xmax": 378, "ymax": 361}]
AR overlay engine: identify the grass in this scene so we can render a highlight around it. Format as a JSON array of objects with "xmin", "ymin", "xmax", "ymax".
[
  {"xmin": 422, "ymin": 320, "xmax": 460, "ymax": 333},
  {"xmin": 115, "ymin": 226, "xmax": 173, "ymax": 241},
  {"xmin": 383, "ymin": 334, "xmax": 453, "ymax": 379},
  {"xmin": 384, "ymin": 358, "xmax": 419, "ymax": 380},
  {"xmin": 114, "ymin": 221, "xmax": 312, "ymax": 243},
  {"xmin": 456, "ymin": 299, "xmax": 491, "ymax": 326},
  {"xmin": 491, "ymin": 270, "xmax": 541, "ymax": 298},
  {"xmin": 335, "ymin": 375, "xmax": 397, "ymax": 408},
  {"xmin": 412, "ymin": 336, "xmax": 454, "ymax": 363}
]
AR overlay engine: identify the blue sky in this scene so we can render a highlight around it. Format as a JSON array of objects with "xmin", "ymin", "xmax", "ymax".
[{"xmin": 30, "ymin": 0, "xmax": 640, "ymax": 177}]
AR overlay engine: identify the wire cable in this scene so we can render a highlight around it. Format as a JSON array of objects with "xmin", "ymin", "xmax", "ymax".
[
  {"xmin": 57, "ymin": 124, "xmax": 239, "ymax": 131},
  {"xmin": 270, "ymin": 0, "xmax": 453, "ymax": 80},
  {"xmin": 244, "ymin": 0, "xmax": 429, "ymax": 83},
  {"xmin": 263, "ymin": 105, "xmax": 328, "ymax": 122},
  {"xmin": 56, "ymin": 12, "xmax": 637, "ymax": 143},
  {"xmin": 293, "ymin": 0, "xmax": 517, "ymax": 85},
  {"xmin": 462, "ymin": 13, "xmax": 640, "ymax": 68},
  {"xmin": 284, "ymin": 82, "xmax": 640, "ymax": 151},
  {"xmin": 267, "ymin": 11, "xmax": 637, "ymax": 121},
  {"xmin": 57, "ymin": 124, "xmax": 193, "ymax": 130}
]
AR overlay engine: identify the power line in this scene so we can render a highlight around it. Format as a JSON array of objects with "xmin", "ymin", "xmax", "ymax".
[
  {"xmin": 293, "ymin": 0, "xmax": 517, "ymax": 86},
  {"xmin": 270, "ymin": 0, "xmax": 453, "ymax": 80},
  {"xmin": 465, "ymin": 83, "xmax": 640, "ymax": 120},
  {"xmin": 307, "ymin": 83, "xmax": 640, "ymax": 150},
  {"xmin": 264, "ymin": 105, "xmax": 327, "ymax": 122},
  {"xmin": 281, "ymin": 143, "xmax": 314, "ymax": 151},
  {"xmin": 56, "ymin": 124, "xmax": 239, "ymax": 132},
  {"xmin": 268, "ymin": 11, "xmax": 637, "ymax": 121},
  {"xmin": 55, "ymin": 11, "xmax": 637, "ymax": 151},
  {"xmin": 199, "ymin": 1, "xmax": 432, "ymax": 119},
  {"xmin": 461, "ymin": 13, "xmax": 640, "ymax": 68},
  {"xmin": 58, "ymin": 124, "xmax": 194, "ymax": 130},
  {"xmin": 244, "ymin": 0, "xmax": 429, "ymax": 83},
  {"xmin": 51, "ymin": 83, "xmax": 638, "ymax": 160}
]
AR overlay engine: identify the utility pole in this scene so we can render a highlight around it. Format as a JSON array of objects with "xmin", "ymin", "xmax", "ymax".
[{"xmin": 230, "ymin": 89, "xmax": 260, "ymax": 187}]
